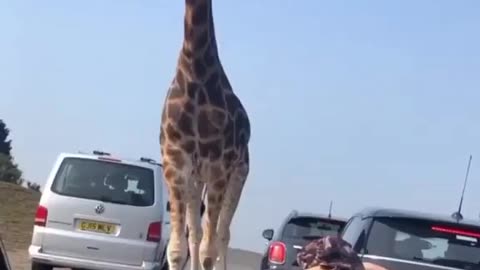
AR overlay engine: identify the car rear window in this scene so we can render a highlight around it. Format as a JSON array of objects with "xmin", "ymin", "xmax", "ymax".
[
  {"xmin": 366, "ymin": 217, "xmax": 480, "ymax": 269},
  {"xmin": 282, "ymin": 217, "xmax": 345, "ymax": 240},
  {"xmin": 51, "ymin": 157, "xmax": 155, "ymax": 207}
]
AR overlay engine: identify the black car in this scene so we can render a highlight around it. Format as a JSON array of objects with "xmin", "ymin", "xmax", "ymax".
[
  {"xmin": 260, "ymin": 210, "xmax": 347, "ymax": 270},
  {"xmin": 341, "ymin": 207, "xmax": 480, "ymax": 270}
]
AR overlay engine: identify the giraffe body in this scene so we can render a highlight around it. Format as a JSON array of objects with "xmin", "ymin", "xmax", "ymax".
[{"xmin": 159, "ymin": 1, "xmax": 250, "ymax": 270}]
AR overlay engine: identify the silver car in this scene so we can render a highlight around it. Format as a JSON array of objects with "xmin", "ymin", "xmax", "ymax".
[{"xmin": 29, "ymin": 151, "xmax": 170, "ymax": 270}]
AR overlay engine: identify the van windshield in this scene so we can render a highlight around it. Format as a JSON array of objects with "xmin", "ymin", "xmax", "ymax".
[
  {"xmin": 366, "ymin": 217, "xmax": 480, "ymax": 269},
  {"xmin": 282, "ymin": 217, "xmax": 345, "ymax": 240},
  {"xmin": 51, "ymin": 157, "xmax": 155, "ymax": 207}
]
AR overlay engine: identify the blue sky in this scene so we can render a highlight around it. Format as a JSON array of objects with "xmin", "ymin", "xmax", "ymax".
[{"xmin": 1, "ymin": 0, "xmax": 480, "ymax": 253}]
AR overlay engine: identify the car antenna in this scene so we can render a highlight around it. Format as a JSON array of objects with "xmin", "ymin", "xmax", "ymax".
[
  {"xmin": 451, "ymin": 154, "xmax": 472, "ymax": 222},
  {"xmin": 328, "ymin": 200, "xmax": 333, "ymax": 219}
]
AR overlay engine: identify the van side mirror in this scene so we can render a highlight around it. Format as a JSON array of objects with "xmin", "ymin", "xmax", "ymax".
[
  {"xmin": 166, "ymin": 201, "xmax": 171, "ymax": 212},
  {"xmin": 262, "ymin": 229, "xmax": 274, "ymax": 241}
]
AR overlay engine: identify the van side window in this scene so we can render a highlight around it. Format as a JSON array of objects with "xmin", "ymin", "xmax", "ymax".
[{"xmin": 341, "ymin": 216, "xmax": 370, "ymax": 254}]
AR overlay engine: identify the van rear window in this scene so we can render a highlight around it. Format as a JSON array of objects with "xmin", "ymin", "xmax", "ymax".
[
  {"xmin": 366, "ymin": 217, "xmax": 480, "ymax": 269},
  {"xmin": 51, "ymin": 157, "xmax": 155, "ymax": 207},
  {"xmin": 282, "ymin": 217, "xmax": 345, "ymax": 240}
]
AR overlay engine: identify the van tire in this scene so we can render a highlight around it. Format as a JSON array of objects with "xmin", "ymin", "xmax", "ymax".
[{"xmin": 31, "ymin": 262, "xmax": 53, "ymax": 270}]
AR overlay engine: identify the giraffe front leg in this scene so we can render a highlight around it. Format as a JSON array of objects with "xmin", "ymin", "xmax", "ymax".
[
  {"xmin": 186, "ymin": 181, "xmax": 204, "ymax": 270},
  {"xmin": 164, "ymin": 163, "xmax": 190, "ymax": 270},
  {"xmin": 215, "ymin": 162, "xmax": 249, "ymax": 270},
  {"xmin": 166, "ymin": 198, "xmax": 188, "ymax": 270},
  {"xmin": 199, "ymin": 184, "xmax": 224, "ymax": 270}
]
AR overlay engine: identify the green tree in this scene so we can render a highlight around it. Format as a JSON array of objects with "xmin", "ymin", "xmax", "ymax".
[
  {"xmin": 0, "ymin": 120, "xmax": 23, "ymax": 184},
  {"xmin": 0, "ymin": 120, "xmax": 12, "ymax": 157},
  {"xmin": 0, "ymin": 154, "xmax": 22, "ymax": 184}
]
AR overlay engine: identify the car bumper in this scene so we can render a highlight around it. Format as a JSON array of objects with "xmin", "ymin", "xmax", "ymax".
[{"xmin": 29, "ymin": 245, "xmax": 162, "ymax": 270}]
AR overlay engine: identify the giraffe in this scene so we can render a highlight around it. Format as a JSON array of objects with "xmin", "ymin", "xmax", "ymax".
[{"xmin": 159, "ymin": 0, "xmax": 250, "ymax": 269}]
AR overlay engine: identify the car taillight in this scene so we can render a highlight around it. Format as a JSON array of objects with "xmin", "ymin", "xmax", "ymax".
[
  {"xmin": 35, "ymin": 205, "xmax": 48, "ymax": 227},
  {"xmin": 147, "ymin": 222, "xmax": 161, "ymax": 242},
  {"xmin": 432, "ymin": 226, "xmax": 480, "ymax": 238},
  {"xmin": 268, "ymin": 241, "xmax": 286, "ymax": 264}
]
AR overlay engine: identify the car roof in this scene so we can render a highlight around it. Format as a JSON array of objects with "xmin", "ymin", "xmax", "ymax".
[
  {"xmin": 291, "ymin": 211, "xmax": 347, "ymax": 223},
  {"xmin": 58, "ymin": 152, "xmax": 162, "ymax": 171},
  {"xmin": 356, "ymin": 207, "xmax": 480, "ymax": 227}
]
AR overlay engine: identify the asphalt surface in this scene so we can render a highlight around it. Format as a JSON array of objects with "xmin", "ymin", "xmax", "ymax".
[{"xmin": 9, "ymin": 248, "xmax": 262, "ymax": 270}]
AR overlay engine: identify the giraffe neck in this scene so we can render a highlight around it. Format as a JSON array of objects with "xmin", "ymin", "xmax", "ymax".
[{"xmin": 183, "ymin": 0, "xmax": 218, "ymax": 58}]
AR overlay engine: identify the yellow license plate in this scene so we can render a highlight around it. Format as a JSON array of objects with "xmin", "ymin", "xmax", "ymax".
[{"xmin": 79, "ymin": 220, "xmax": 116, "ymax": 234}]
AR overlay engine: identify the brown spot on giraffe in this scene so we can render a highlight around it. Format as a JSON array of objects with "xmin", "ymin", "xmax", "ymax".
[
  {"xmin": 164, "ymin": 168, "xmax": 176, "ymax": 180},
  {"xmin": 159, "ymin": 0, "xmax": 251, "ymax": 270},
  {"xmin": 165, "ymin": 147, "xmax": 185, "ymax": 168},
  {"xmin": 213, "ymin": 180, "xmax": 226, "ymax": 191},
  {"xmin": 171, "ymin": 187, "xmax": 183, "ymax": 201}
]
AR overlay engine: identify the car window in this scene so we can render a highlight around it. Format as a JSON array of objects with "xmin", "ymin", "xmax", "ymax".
[
  {"xmin": 341, "ymin": 216, "xmax": 370, "ymax": 253},
  {"xmin": 51, "ymin": 157, "xmax": 155, "ymax": 207},
  {"xmin": 282, "ymin": 217, "xmax": 345, "ymax": 240},
  {"xmin": 366, "ymin": 217, "xmax": 480, "ymax": 269}
]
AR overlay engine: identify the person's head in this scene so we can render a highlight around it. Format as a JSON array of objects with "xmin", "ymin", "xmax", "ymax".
[{"xmin": 297, "ymin": 235, "xmax": 365, "ymax": 270}]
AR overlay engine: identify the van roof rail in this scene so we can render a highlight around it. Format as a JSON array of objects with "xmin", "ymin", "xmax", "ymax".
[
  {"xmin": 140, "ymin": 157, "xmax": 162, "ymax": 166},
  {"xmin": 93, "ymin": 150, "xmax": 111, "ymax": 156}
]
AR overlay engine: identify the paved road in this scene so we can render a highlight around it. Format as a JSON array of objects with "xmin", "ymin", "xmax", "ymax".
[{"xmin": 8, "ymin": 248, "xmax": 261, "ymax": 270}]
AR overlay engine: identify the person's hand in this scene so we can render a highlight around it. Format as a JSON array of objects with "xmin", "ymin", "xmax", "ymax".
[{"xmin": 363, "ymin": 262, "xmax": 389, "ymax": 270}]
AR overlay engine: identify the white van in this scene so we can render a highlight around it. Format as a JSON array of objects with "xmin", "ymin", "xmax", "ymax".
[{"xmin": 29, "ymin": 151, "xmax": 170, "ymax": 270}]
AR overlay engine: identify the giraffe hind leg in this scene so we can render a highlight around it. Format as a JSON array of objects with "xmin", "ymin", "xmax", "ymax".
[
  {"xmin": 199, "ymin": 180, "xmax": 226, "ymax": 270},
  {"xmin": 186, "ymin": 180, "xmax": 204, "ymax": 270},
  {"xmin": 214, "ymin": 162, "xmax": 249, "ymax": 270}
]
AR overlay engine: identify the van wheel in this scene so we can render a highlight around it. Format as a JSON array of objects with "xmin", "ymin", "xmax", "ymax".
[{"xmin": 31, "ymin": 262, "xmax": 53, "ymax": 270}]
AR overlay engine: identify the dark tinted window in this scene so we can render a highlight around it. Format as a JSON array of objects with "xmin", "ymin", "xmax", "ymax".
[
  {"xmin": 282, "ymin": 217, "xmax": 345, "ymax": 240},
  {"xmin": 51, "ymin": 157, "xmax": 155, "ymax": 207},
  {"xmin": 341, "ymin": 216, "xmax": 370, "ymax": 253},
  {"xmin": 366, "ymin": 217, "xmax": 480, "ymax": 269}
]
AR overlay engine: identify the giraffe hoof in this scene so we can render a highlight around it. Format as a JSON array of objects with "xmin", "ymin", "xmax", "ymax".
[{"xmin": 202, "ymin": 257, "xmax": 214, "ymax": 270}]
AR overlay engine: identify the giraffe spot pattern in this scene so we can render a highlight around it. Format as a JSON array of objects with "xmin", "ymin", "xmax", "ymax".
[
  {"xmin": 165, "ymin": 147, "xmax": 185, "ymax": 168},
  {"xmin": 213, "ymin": 180, "xmax": 226, "ymax": 191},
  {"xmin": 174, "ymin": 176, "xmax": 185, "ymax": 185},
  {"xmin": 191, "ymin": 2, "xmax": 208, "ymax": 26},
  {"xmin": 168, "ymin": 84, "xmax": 185, "ymax": 99},
  {"xmin": 203, "ymin": 49, "xmax": 216, "ymax": 66},
  {"xmin": 186, "ymin": 82, "xmax": 200, "ymax": 99},
  {"xmin": 166, "ymin": 103, "xmax": 195, "ymax": 137},
  {"xmin": 198, "ymin": 139, "xmax": 222, "ymax": 160},
  {"xmin": 171, "ymin": 187, "xmax": 183, "ymax": 201},
  {"xmin": 165, "ymin": 123, "xmax": 182, "ymax": 143},
  {"xmin": 182, "ymin": 140, "xmax": 196, "ymax": 153},
  {"xmin": 193, "ymin": 30, "xmax": 209, "ymax": 50},
  {"xmin": 193, "ymin": 59, "xmax": 207, "ymax": 78},
  {"xmin": 184, "ymin": 100, "xmax": 195, "ymax": 114},
  {"xmin": 198, "ymin": 89, "xmax": 207, "ymax": 105},
  {"xmin": 197, "ymin": 110, "xmax": 220, "ymax": 138},
  {"xmin": 164, "ymin": 168, "xmax": 176, "ymax": 180}
]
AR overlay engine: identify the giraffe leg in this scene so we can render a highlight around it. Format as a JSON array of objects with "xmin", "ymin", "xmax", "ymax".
[
  {"xmin": 186, "ymin": 181, "xmax": 204, "ymax": 270},
  {"xmin": 164, "ymin": 162, "xmax": 191, "ymax": 270},
  {"xmin": 199, "ymin": 182, "xmax": 225, "ymax": 270},
  {"xmin": 214, "ymin": 163, "xmax": 249, "ymax": 270}
]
